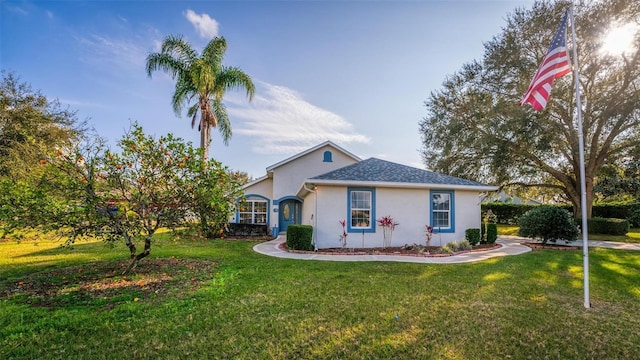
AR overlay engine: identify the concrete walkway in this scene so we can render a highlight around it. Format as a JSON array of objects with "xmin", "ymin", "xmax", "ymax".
[{"xmin": 253, "ymin": 236, "xmax": 640, "ymax": 264}]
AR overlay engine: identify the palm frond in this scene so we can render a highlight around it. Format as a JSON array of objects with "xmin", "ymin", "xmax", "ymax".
[
  {"xmin": 172, "ymin": 76, "xmax": 196, "ymax": 116},
  {"xmin": 188, "ymin": 104, "xmax": 199, "ymax": 129},
  {"xmin": 202, "ymin": 37, "xmax": 227, "ymax": 74},
  {"xmin": 159, "ymin": 35, "xmax": 198, "ymax": 65},
  {"xmin": 216, "ymin": 66, "xmax": 256, "ymax": 101},
  {"xmin": 145, "ymin": 53, "xmax": 185, "ymax": 79},
  {"xmin": 213, "ymin": 98, "xmax": 231, "ymax": 145}
]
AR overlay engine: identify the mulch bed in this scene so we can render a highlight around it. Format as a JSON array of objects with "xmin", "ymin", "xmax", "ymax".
[
  {"xmin": 521, "ymin": 242, "xmax": 580, "ymax": 251},
  {"xmin": 281, "ymin": 243, "xmax": 501, "ymax": 257},
  {"xmin": 0, "ymin": 258, "xmax": 218, "ymax": 308}
]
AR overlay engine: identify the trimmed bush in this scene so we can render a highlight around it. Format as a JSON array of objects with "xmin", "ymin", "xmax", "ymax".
[
  {"xmin": 576, "ymin": 217, "xmax": 629, "ymax": 236},
  {"xmin": 465, "ymin": 228, "xmax": 481, "ymax": 246},
  {"xmin": 482, "ymin": 202, "xmax": 575, "ymax": 225},
  {"xmin": 518, "ymin": 206, "xmax": 578, "ymax": 244},
  {"xmin": 486, "ymin": 224, "xmax": 498, "ymax": 244},
  {"xmin": 629, "ymin": 209, "xmax": 640, "ymax": 228},
  {"xmin": 286, "ymin": 225, "xmax": 313, "ymax": 251}
]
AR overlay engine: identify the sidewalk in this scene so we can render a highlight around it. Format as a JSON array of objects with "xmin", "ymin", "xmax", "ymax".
[
  {"xmin": 253, "ymin": 236, "xmax": 640, "ymax": 264},
  {"xmin": 499, "ymin": 235, "xmax": 640, "ymax": 251},
  {"xmin": 253, "ymin": 236, "xmax": 532, "ymax": 264}
]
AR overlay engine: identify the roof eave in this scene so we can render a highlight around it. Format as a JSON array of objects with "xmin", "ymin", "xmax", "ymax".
[
  {"xmin": 304, "ymin": 179, "xmax": 499, "ymax": 192},
  {"xmin": 242, "ymin": 175, "xmax": 270, "ymax": 190}
]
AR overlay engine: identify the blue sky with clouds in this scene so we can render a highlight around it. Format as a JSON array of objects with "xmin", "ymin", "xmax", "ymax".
[{"xmin": 2, "ymin": 0, "xmax": 534, "ymax": 178}]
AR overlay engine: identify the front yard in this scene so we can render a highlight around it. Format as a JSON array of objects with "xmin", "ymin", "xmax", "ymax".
[{"xmin": 2, "ymin": 235, "xmax": 640, "ymax": 359}]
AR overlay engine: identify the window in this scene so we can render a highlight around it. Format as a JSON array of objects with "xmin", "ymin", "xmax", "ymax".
[
  {"xmin": 239, "ymin": 197, "xmax": 268, "ymax": 224},
  {"xmin": 430, "ymin": 190, "xmax": 455, "ymax": 233},
  {"xmin": 348, "ymin": 187, "xmax": 375, "ymax": 233},
  {"xmin": 323, "ymin": 150, "xmax": 333, "ymax": 162}
]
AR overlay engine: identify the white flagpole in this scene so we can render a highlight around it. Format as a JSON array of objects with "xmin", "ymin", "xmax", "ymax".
[{"xmin": 569, "ymin": 4, "xmax": 590, "ymax": 309}]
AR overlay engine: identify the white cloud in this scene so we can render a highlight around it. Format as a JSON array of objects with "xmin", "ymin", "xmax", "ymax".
[
  {"xmin": 76, "ymin": 34, "xmax": 148, "ymax": 69},
  {"xmin": 46, "ymin": 10, "xmax": 54, "ymax": 19},
  {"xmin": 183, "ymin": 9, "xmax": 219, "ymax": 39},
  {"xmin": 59, "ymin": 98, "xmax": 104, "ymax": 108},
  {"xmin": 6, "ymin": 5, "xmax": 28, "ymax": 15},
  {"xmin": 227, "ymin": 82, "xmax": 370, "ymax": 155}
]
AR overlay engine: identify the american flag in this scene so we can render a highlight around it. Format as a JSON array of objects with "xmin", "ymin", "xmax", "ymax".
[{"xmin": 520, "ymin": 10, "xmax": 571, "ymax": 111}]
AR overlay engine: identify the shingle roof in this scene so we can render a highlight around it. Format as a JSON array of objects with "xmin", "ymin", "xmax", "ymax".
[{"xmin": 310, "ymin": 158, "xmax": 488, "ymax": 187}]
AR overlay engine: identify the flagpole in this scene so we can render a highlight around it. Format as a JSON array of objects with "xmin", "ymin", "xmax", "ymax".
[{"xmin": 570, "ymin": 3, "xmax": 590, "ymax": 309}]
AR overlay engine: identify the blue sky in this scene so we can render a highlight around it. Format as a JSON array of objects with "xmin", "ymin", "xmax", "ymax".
[{"xmin": 2, "ymin": 0, "xmax": 534, "ymax": 178}]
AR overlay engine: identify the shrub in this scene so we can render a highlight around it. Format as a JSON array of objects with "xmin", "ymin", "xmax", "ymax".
[
  {"xmin": 457, "ymin": 240, "xmax": 472, "ymax": 250},
  {"xmin": 449, "ymin": 241, "xmax": 460, "ymax": 251},
  {"xmin": 439, "ymin": 244, "xmax": 454, "ymax": 254},
  {"xmin": 482, "ymin": 203, "xmax": 573, "ymax": 225},
  {"xmin": 518, "ymin": 206, "xmax": 578, "ymax": 244},
  {"xmin": 286, "ymin": 225, "xmax": 313, "ymax": 251},
  {"xmin": 486, "ymin": 224, "xmax": 498, "ymax": 244},
  {"xmin": 576, "ymin": 217, "xmax": 629, "ymax": 236},
  {"xmin": 628, "ymin": 208, "xmax": 640, "ymax": 228},
  {"xmin": 465, "ymin": 228, "xmax": 481, "ymax": 246}
]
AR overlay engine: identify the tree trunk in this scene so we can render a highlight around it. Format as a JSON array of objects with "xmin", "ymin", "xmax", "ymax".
[
  {"xmin": 200, "ymin": 123, "xmax": 209, "ymax": 161},
  {"xmin": 567, "ymin": 177, "xmax": 593, "ymax": 219},
  {"xmin": 123, "ymin": 234, "xmax": 153, "ymax": 275},
  {"xmin": 123, "ymin": 233, "xmax": 137, "ymax": 259}
]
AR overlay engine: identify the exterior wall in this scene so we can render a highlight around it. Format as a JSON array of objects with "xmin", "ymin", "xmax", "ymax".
[
  {"xmin": 313, "ymin": 186, "xmax": 482, "ymax": 249},
  {"xmin": 271, "ymin": 145, "xmax": 358, "ymax": 201},
  {"xmin": 450, "ymin": 191, "xmax": 482, "ymax": 244}
]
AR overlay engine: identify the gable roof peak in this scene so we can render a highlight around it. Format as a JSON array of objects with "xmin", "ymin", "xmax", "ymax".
[{"xmin": 265, "ymin": 141, "xmax": 361, "ymax": 172}]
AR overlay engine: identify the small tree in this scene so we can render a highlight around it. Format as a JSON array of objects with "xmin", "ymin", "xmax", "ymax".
[
  {"xmin": 518, "ymin": 206, "xmax": 578, "ymax": 244},
  {"xmin": 0, "ymin": 124, "xmax": 242, "ymax": 273}
]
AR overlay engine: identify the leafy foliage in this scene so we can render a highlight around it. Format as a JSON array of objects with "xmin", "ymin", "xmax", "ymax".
[
  {"xmin": 486, "ymin": 224, "xmax": 498, "ymax": 244},
  {"xmin": 420, "ymin": 0, "xmax": 640, "ymax": 217},
  {"xmin": 286, "ymin": 225, "xmax": 313, "ymax": 251},
  {"xmin": 518, "ymin": 206, "xmax": 579, "ymax": 244},
  {"xmin": 0, "ymin": 123, "xmax": 243, "ymax": 272},
  {"xmin": 465, "ymin": 228, "xmax": 481, "ymax": 246},
  {"xmin": 0, "ymin": 71, "xmax": 84, "ymax": 178},
  {"xmin": 576, "ymin": 217, "xmax": 629, "ymax": 236}
]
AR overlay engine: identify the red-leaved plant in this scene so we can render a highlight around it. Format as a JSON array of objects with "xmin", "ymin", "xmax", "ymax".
[
  {"xmin": 377, "ymin": 215, "xmax": 398, "ymax": 248},
  {"xmin": 377, "ymin": 215, "xmax": 398, "ymax": 230},
  {"xmin": 339, "ymin": 219, "xmax": 348, "ymax": 248},
  {"xmin": 425, "ymin": 225, "xmax": 434, "ymax": 247}
]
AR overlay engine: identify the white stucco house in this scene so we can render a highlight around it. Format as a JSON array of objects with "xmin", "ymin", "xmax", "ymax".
[{"xmin": 235, "ymin": 141, "xmax": 498, "ymax": 249}]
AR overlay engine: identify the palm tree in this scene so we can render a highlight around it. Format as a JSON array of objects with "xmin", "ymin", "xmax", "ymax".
[{"xmin": 146, "ymin": 35, "xmax": 255, "ymax": 160}]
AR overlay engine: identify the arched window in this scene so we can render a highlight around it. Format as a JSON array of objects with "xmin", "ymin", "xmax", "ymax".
[
  {"xmin": 323, "ymin": 150, "xmax": 333, "ymax": 162},
  {"xmin": 238, "ymin": 196, "xmax": 268, "ymax": 224}
]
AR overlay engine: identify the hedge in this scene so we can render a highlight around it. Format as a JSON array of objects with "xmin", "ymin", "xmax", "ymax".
[
  {"xmin": 482, "ymin": 202, "xmax": 640, "ymax": 226},
  {"xmin": 286, "ymin": 225, "xmax": 313, "ymax": 251},
  {"xmin": 576, "ymin": 217, "xmax": 629, "ymax": 236}
]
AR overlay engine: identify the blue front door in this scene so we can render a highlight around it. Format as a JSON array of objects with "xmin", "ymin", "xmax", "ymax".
[{"xmin": 279, "ymin": 199, "xmax": 301, "ymax": 233}]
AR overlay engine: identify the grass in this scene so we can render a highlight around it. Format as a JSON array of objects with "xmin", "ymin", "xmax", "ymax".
[
  {"xmin": 2, "ymin": 235, "xmax": 640, "ymax": 359},
  {"xmin": 497, "ymin": 224, "xmax": 640, "ymax": 243}
]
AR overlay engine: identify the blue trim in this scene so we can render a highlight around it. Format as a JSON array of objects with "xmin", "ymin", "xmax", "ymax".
[
  {"xmin": 429, "ymin": 190, "xmax": 455, "ymax": 233},
  {"xmin": 347, "ymin": 187, "xmax": 376, "ymax": 233},
  {"xmin": 323, "ymin": 150, "xmax": 333, "ymax": 162},
  {"xmin": 278, "ymin": 197, "xmax": 302, "ymax": 233},
  {"xmin": 275, "ymin": 195, "xmax": 303, "ymax": 204},
  {"xmin": 236, "ymin": 194, "xmax": 270, "ymax": 225}
]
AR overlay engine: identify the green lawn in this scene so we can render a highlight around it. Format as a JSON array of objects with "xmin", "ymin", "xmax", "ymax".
[
  {"xmin": 498, "ymin": 224, "xmax": 640, "ymax": 243},
  {"xmin": 2, "ymin": 236, "xmax": 640, "ymax": 359}
]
